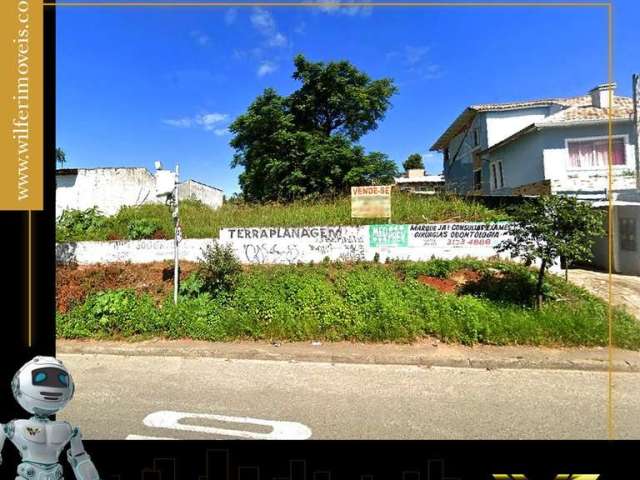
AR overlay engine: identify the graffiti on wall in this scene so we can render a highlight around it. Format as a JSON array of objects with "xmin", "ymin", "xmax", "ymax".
[{"xmin": 220, "ymin": 227, "xmax": 367, "ymax": 264}]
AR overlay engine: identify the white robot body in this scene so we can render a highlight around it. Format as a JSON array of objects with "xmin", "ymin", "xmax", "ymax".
[{"xmin": 1, "ymin": 356, "xmax": 100, "ymax": 480}]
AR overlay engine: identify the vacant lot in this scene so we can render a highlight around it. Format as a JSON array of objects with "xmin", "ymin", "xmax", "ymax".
[
  {"xmin": 57, "ymin": 259, "xmax": 640, "ymax": 349},
  {"xmin": 55, "ymin": 194, "xmax": 508, "ymax": 242}
]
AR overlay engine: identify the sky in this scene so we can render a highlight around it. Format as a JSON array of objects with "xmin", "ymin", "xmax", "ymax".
[{"xmin": 57, "ymin": 0, "xmax": 640, "ymax": 196}]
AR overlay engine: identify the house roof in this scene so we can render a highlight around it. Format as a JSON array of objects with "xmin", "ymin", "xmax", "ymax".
[
  {"xmin": 429, "ymin": 93, "xmax": 633, "ymax": 151},
  {"xmin": 481, "ymin": 95, "xmax": 634, "ymax": 155},
  {"xmin": 394, "ymin": 174, "xmax": 444, "ymax": 184}
]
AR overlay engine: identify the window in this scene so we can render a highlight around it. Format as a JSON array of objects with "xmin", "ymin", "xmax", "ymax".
[
  {"xmin": 472, "ymin": 128, "xmax": 480, "ymax": 147},
  {"xmin": 568, "ymin": 137, "xmax": 625, "ymax": 168},
  {"xmin": 473, "ymin": 169, "xmax": 482, "ymax": 191},
  {"xmin": 490, "ymin": 160, "xmax": 504, "ymax": 191},
  {"xmin": 620, "ymin": 217, "xmax": 637, "ymax": 252}
]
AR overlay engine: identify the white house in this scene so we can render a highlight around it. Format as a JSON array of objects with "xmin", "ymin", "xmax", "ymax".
[
  {"xmin": 56, "ymin": 167, "xmax": 224, "ymax": 217},
  {"xmin": 430, "ymin": 82, "xmax": 637, "ymax": 200},
  {"xmin": 394, "ymin": 169, "xmax": 444, "ymax": 194}
]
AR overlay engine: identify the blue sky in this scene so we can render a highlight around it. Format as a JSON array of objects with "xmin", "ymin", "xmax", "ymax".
[{"xmin": 57, "ymin": 0, "xmax": 639, "ymax": 196}]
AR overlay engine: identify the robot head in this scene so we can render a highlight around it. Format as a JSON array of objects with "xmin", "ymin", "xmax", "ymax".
[{"xmin": 11, "ymin": 356, "xmax": 75, "ymax": 416}]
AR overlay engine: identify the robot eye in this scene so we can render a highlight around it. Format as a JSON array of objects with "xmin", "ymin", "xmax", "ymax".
[
  {"xmin": 34, "ymin": 372, "xmax": 47, "ymax": 384},
  {"xmin": 58, "ymin": 373, "xmax": 69, "ymax": 386}
]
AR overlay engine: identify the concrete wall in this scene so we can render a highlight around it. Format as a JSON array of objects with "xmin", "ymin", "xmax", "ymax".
[
  {"xmin": 444, "ymin": 115, "xmax": 485, "ymax": 194},
  {"xmin": 56, "ymin": 168, "xmax": 156, "ymax": 217},
  {"xmin": 56, "ymin": 238, "xmax": 216, "ymax": 265},
  {"xmin": 484, "ymin": 129, "xmax": 545, "ymax": 195},
  {"xmin": 591, "ymin": 205, "xmax": 640, "ymax": 275},
  {"xmin": 484, "ymin": 107, "xmax": 549, "ymax": 147},
  {"xmin": 56, "ymin": 168, "xmax": 224, "ymax": 217},
  {"xmin": 542, "ymin": 123, "xmax": 636, "ymax": 195},
  {"xmin": 57, "ymin": 222, "xmax": 560, "ymax": 272},
  {"xmin": 178, "ymin": 180, "xmax": 224, "ymax": 210}
]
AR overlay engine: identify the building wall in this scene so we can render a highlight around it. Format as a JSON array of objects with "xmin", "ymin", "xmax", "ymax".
[
  {"xmin": 56, "ymin": 168, "xmax": 224, "ymax": 217},
  {"xmin": 483, "ymin": 130, "xmax": 545, "ymax": 195},
  {"xmin": 445, "ymin": 107, "xmax": 551, "ymax": 195},
  {"xmin": 56, "ymin": 168, "xmax": 156, "ymax": 217},
  {"xmin": 542, "ymin": 122, "xmax": 637, "ymax": 195},
  {"xmin": 444, "ymin": 115, "xmax": 486, "ymax": 194},
  {"xmin": 177, "ymin": 180, "xmax": 224, "ymax": 210},
  {"xmin": 484, "ymin": 107, "xmax": 549, "ymax": 147},
  {"xmin": 591, "ymin": 205, "xmax": 640, "ymax": 275}
]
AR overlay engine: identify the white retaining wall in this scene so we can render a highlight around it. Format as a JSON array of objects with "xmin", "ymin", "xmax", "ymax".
[{"xmin": 57, "ymin": 222, "xmax": 559, "ymax": 269}]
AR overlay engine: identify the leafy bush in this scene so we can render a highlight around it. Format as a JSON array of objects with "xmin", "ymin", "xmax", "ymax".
[
  {"xmin": 197, "ymin": 243, "xmax": 242, "ymax": 295},
  {"xmin": 179, "ymin": 273, "xmax": 206, "ymax": 299},
  {"xmin": 127, "ymin": 218, "xmax": 161, "ymax": 240},
  {"xmin": 56, "ymin": 289, "xmax": 159, "ymax": 338},
  {"xmin": 56, "ymin": 207, "xmax": 109, "ymax": 241}
]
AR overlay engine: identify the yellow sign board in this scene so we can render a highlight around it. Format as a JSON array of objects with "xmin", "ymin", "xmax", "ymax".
[{"xmin": 351, "ymin": 185, "xmax": 392, "ymax": 218}]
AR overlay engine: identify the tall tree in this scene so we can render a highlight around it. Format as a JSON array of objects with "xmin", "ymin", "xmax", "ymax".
[
  {"xmin": 229, "ymin": 55, "xmax": 398, "ymax": 202},
  {"xmin": 403, "ymin": 153, "xmax": 424, "ymax": 171},
  {"xmin": 496, "ymin": 195, "xmax": 605, "ymax": 309},
  {"xmin": 56, "ymin": 148, "xmax": 67, "ymax": 168}
]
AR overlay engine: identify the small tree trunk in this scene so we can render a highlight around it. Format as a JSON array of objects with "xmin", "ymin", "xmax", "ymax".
[{"xmin": 536, "ymin": 258, "xmax": 547, "ymax": 309}]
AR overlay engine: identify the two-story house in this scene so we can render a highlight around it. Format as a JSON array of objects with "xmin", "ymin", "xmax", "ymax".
[{"xmin": 430, "ymin": 83, "xmax": 637, "ymax": 200}]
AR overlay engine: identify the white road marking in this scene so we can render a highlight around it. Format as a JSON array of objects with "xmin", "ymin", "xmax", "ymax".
[
  {"xmin": 126, "ymin": 434, "xmax": 176, "ymax": 440},
  {"xmin": 141, "ymin": 410, "xmax": 313, "ymax": 440}
]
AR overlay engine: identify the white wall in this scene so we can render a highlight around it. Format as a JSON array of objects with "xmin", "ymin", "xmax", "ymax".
[
  {"xmin": 543, "ymin": 133, "xmax": 636, "ymax": 194},
  {"xmin": 57, "ymin": 223, "xmax": 561, "ymax": 272},
  {"xmin": 56, "ymin": 168, "xmax": 156, "ymax": 217},
  {"xmin": 56, "ymin": 168, "xmax": 224, "ymax": 218},
  {"xmin": 485, "ymin": 108, "xmax": 549, "ymax": 147},
  {"xmin": 56, "ymin": 238, "xmax": 216, "ymax": 265},
  {"xmin": 178, "ymin": 180, "xmax": 224, "ymax": 210}
]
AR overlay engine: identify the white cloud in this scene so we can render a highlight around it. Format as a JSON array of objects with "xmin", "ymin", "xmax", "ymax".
[
  {"xmin": 197, "ymin": 113, "xmax": 228, "ymax": 131},
  {"xmin": 224, "ymin": 8, "xmax": 237, "ymax": 25},
  {"xmin": 387, "ymin": 45, "xmax": 444, "ymax": 80},
  {"xmin": 294, "ymin": 22, "xmax": 307, "ymax": 34},
  {"xmin": 250, "ymin": 8, "xmax": 288, "ymax": 48},
  {"xmin": 163, "ymin": 112, "xmax": 229, "ymax": 132},
  {"xmin": 163, "ymin": 118, "xmax": 193, "ymax": 128},
  {"xmin": 214, "ymin": 128, "xmax": 230, "ymax": 137},
  {"xmin": 257, "ymin": 61, "xmax": 278, "ymax": 77},
  {"xmin": 189, "ymin": 30, "xmax": 210, "ymax": 46},
  {"xmin": 315, "ymin": 0, "xmax": 372, "ymax": 17}
]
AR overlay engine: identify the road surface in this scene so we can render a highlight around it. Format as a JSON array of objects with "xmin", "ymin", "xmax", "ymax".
[{"xmin": 59, "ymin": 353, "xmax": 640, "ymax": 440}]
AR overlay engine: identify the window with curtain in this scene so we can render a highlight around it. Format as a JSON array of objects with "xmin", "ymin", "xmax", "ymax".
[{"xmin": 568, "ymin": 137, "xmax": 626, "ymax": 168}]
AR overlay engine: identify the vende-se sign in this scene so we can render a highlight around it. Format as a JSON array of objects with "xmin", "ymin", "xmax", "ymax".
[{"xmin": 351, "ymin": 185, "xmax": 392, "ymax": 218}]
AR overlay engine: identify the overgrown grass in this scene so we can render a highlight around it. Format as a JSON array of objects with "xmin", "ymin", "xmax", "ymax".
[
  {"xmin": 57, "ymin": 260, "xmax": 640, "ymax": 349},
  {"xmin": 56, "ymin": 193, "xmax": 508, "ymax": 242}
]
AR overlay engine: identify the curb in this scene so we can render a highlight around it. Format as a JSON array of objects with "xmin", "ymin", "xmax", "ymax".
[{"xmin": 56, "ymin": 341, "xmax": 640, "ymax": 373}]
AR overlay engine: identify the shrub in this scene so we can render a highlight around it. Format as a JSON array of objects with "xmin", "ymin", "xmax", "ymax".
[
  {"xmin": 179, "ymin": 273, "xmax": 206, "ymax": 299},
  {"xmin": 197, "ymin": 243, "xmax": 242, "ymax": 295},
  {"xmin": 56, "ymin": 207, "xmax": 109, "ymax": 241},
  {"xmin": 126, "ymin": 218, "xmax": 161, "ymax": 240}
]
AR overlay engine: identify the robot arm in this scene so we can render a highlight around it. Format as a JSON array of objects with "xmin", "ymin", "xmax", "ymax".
[
  {"xmin": 0, "ymin": 421, "xmax": 13, "ymax": 467},
  {"xmin": 66, "ymin": 426, "xmax": 101, "ymax": 480}
]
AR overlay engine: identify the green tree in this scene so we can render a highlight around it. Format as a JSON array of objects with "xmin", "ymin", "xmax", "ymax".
[
  {"xmin": 229, "ymin": 55, "xmax": 398, "ymax": 202},
  {"xmin": 402, "ymin": 153, "xmax": 424, "ymax": 171},
  {"xmin": 496, "ymin": 195, "xmax": 605, "ymax": 309},
  {"xmin": 56, "ymin": 148, "xmax": 67, "ymax": 168}
]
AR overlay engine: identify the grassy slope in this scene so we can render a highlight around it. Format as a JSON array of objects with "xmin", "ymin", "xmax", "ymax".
[
  {"xmin": 56, "ymin": 194, "xmax": 508, "ymax": 242},
  {"xmin": 57, "ymin": 259, "xmax": 640, "ymax": 349}
]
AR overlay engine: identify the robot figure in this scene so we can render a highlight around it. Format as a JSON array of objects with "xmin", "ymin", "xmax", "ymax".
[{"xmin": 0, "ymin": 356, "xmax": 100, "ymax": 480}]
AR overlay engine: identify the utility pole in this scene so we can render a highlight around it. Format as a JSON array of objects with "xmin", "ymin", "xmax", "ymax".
[
  {"xmin": 172, "ymin": 164, "xmax": 180, "ymax": 305},
  {"xmin": 633, "ymin": 73, "xmax": 640, "ymax": 190}
]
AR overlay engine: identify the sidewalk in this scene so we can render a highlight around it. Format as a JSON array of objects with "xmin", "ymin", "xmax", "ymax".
[
  {"xmin": 57, "ymin": 338, "xmax": 640, "ymax": 372},
  {"xmin": 568, "ymin": 268, "xmax": 640, "ymax": 320}
]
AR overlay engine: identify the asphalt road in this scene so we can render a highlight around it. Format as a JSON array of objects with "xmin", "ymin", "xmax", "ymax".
[{"xmin": 58, "ymin": 353, "xmax": 640, "ymax": 440}]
